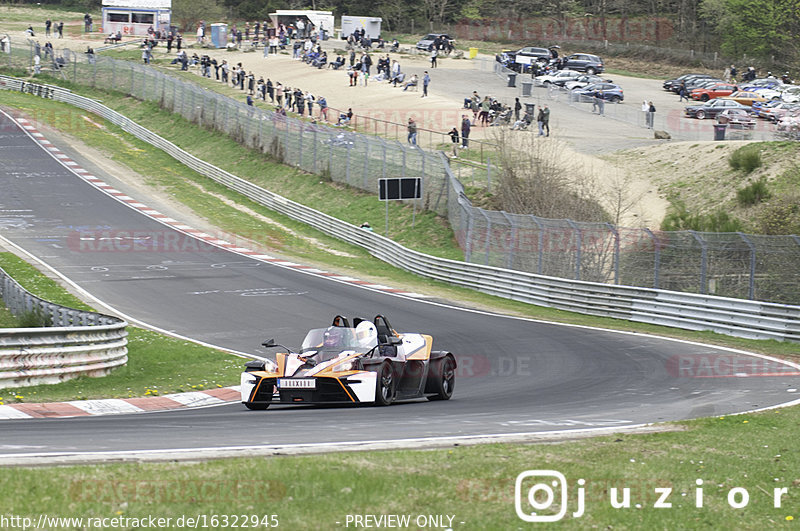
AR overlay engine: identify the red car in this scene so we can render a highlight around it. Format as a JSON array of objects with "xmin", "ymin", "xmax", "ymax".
[{"xmin": 690, "ymin": 83, "xmax": 738, "ymax": 101}]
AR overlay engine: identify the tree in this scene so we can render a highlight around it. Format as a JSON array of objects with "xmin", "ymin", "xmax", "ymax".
[{"xmin": 173, "ymin": 0, "xmax": 226, "ymax": 30}]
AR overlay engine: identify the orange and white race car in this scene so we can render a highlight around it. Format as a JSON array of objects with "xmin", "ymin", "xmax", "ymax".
[{"xmin": 241, "ymin": 315, "xmax": 456, "ymax": 409}]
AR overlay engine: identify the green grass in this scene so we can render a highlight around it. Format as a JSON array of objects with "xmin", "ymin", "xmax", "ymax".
[
  {"xmin": 1, "ymin": 408, "xmax": 799, "ymax": 527},
  {"xmin": 605, "ymin": 68, "xmax": 664, "ymax": 80},
  {"xmin": 0, "ymin": 252, "xmax": 242, "ymax": 404}
]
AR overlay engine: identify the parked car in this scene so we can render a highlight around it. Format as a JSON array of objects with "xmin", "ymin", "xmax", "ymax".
[
  {"xmin": 683, "ymin": 77, "xmax": 724, "ymax": 93},
  {"xmin": 690, "ymin": 83, "xmax": 738, "ymax": 101},
  {"xmin": 563, "ymin": 74, "xmax": 611, "ymax": 90},
  {"xmin": 415, "ymin": 33, "xmax": 452, "ymax": 51},
  {"xmin": 741, "ymin": 78, "xmax": 783, "ymax": 90},
  {"xmin": 505, "ymin": 46, "xmax": 551, "ymax": 72},
  {"xmin": 560, "ymin": 53, "xmax": 604, "ymax": 74},
  {"xmin": 751, "ymin": 99, "xmax": 783, "ymax": 118},
  {"xmin": 684, "ymin": 98, "xmax": 750, "ymax": 119},
  {"xmin": 534, "ymin": 69, "xmax": 581, "ymax": 86},
  {"xmin": 779, "ymin": 85, "xmax": 800, "ymax": 103},
  {"xmin": 761, "ymin": 102, "xmax": 800, "ymax": 122},
  {"xmin": 777, "ymin": 112, "xmax": 800, "ymax": 133},
  {"xmin": 664, "ymin": 73, "xmax": 713, "ymax": 92},
  {"xmin": 572, "ymin": 82, "xmax": 624, "ymax": 102},
  {"xmin": 721, "ymin": 91, "xmax": 769, "ymax": 106},
  {"xmin": 717, "ymin": 109, "xmax": 756, "ymax": 129}
]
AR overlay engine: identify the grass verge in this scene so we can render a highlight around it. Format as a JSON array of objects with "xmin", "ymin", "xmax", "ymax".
[
  {"xmin": 1, "ymin": 409, "xmax": 799, "ymax": 527},
  {"xmin": 2, "ymin": 81, "xmax": 799, "ymax": 364},
  {"xmin": 0, "ymin": 252, "xmax": 242, "ymax": 404}
]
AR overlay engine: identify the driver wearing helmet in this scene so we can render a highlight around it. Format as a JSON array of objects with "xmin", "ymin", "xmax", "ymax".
[{"xmin": 323, "ymin": 327, "xmax": 344, "ymax": 347}]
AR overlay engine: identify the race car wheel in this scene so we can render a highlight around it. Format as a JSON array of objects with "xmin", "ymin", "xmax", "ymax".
[
  {"xmin": 244, "ymin": 402, "xmax": 270, "ymax": 410},
  {"xmin": 427, "ymin": 356, "xmax": 456, "ymax": 401},
  {"xmin": 375, "ymin": 361, "xmax": 395, "ymax": 406}
]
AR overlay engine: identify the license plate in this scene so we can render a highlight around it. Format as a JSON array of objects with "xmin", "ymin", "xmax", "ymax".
[{"xmin": 278, "ymin": 378, "xmax": 316, "ymax": 389}]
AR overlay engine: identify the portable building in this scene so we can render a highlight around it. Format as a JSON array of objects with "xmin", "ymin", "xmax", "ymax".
[
  {"xmin": 101, "ymin": 0, "xmax": 171, "ymax": 36},
  {"xmin": 340, "ymin": 16, "xmax": 382, "ymax": 40}
]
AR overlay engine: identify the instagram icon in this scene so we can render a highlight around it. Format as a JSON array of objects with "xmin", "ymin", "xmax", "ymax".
[{"xmin": 515, "ymin": 470, "xmax": 585, "ymax": 522}]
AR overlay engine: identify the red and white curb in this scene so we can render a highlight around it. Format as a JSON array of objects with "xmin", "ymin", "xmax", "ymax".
[
  {"xmin": 0, "ymin": 386, "xmax": 241, "ymax": 420},
  {"xmin": 9, "ymin": 113, "xmax": 429, "ymax": 299}
]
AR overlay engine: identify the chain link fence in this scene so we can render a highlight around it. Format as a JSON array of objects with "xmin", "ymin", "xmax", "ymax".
[{"xmin": 4, "ymin": 40, "xmax": 799, "ymax": 304}]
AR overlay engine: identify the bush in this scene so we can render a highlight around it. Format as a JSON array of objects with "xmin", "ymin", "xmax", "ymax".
[
  {"xmin": 754, "ymin": 194, "xmax": 800, "ymax": 234},
  {"xmin": 729, "ymin": 145, "xmax": 763, "ymax": 173},
  {"xmin": 662, "ymin": 203, "xmax": 743, "ymax": 232},
  {"xmin": 737, "ymin": 178, "xmax": 771, "ymax": 206}
]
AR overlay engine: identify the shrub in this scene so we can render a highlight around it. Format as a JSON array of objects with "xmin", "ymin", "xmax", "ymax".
[
  {"xmin": 754, "ymin": 194, "xmax": 800, "ymax": 234},
  {"xmin": 728, "ymin": 145, "xmax": 763, "ymax": 173},
  {"xmin": 662, "ymin": 203, "xmax": 743, "ymax": 232},
  {"xmin": 737, "ymin": 178, "xmax": 771, "ymax": 206}
]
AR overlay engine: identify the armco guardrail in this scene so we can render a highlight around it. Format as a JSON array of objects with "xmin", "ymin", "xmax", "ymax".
[
  {"xmin": 2, "ymin": 76, "xmax": 799, "ymax": 342},
  {"xmin": 0, "ymin": 265, "xmax": 128, "ymax": 389}
]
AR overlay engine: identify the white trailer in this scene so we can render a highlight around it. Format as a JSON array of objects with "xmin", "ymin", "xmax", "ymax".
[
  {"xmin": 101, "ymin": 0, "xmax": 171, "ymax": 37},
  {"xmin": 340, "ymin": 15, "xmax": 383, "ymax": 40}
]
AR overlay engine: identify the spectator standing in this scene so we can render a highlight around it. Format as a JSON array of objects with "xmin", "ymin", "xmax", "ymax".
[
  {"xmin": 45, "ymin": 19, "xmax": 51, "ymax": 37},
  {"xmin": 33, "ymin": 53, "xmax": 41, "ymax": 75},
  {"xmin": 306, "ymin": 91, "xmax": 314, "ymax": 115},
  {"xmin": 422, "ymin": 71, "xmax": 430, "ymax": 97},
  {"xmin": 479, "ymin": 96, "xmax": 490, "ymax": 126},
  {"xmin": 730, "ymin": 65, "xmax": 738, "ymax": 82},
  {"xmin": 318, "ymin": 96, "xmax": 328, "ymax": 121},
  {"xmin": 538, "ymin": 105, "xmax": 550, "ymax": 136},
  {"xmin": 678, "ymin": 82, "xmax": 688, "ymax": 102},
  {"xmin": 57, "ymin": 22, "xmax": 64, "ymax": 38},
  {"xmin": 448, "ymin": 127, "xmax": 459, "ymax": 157},
  {"xmin": 460, "ymin": 115, "xmax": 471, "ymax": 148},
  {"xmin": 407, "ymin": 118, "xmax": 418, "ymax": 146},
  {"xmin": 514, "ymin": 97, "xmax": 521, "ymax": 121},
  {"xmin": 430, "ymin": 47, "xmax": 438, "ymax": 68},
  {"xmin": 595, "ymin": 92, "xmax": 605, "ymax": 116},
  {"xmin": 641, "ymin": 100, "xmax": 649, "ymax": 123},
  {"xmin": 647, "ymin": 101, "xmax": 656, "ymax": 129},
  {"xmin": 275, "ymin": 83, "xmax": 284, "ymax": 107}
]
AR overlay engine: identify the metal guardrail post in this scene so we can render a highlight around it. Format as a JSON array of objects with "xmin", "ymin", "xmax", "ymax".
[
  {"xmin": 644, "ymin": 228, "xmax": 660, "ymax": 290},
  {"xmin": 530, "ymin": 215, "xmax": 545, "ymax": 275},
  {"xmin": 738, "ymin": 232, "xmax": 756, "ymax": 300},
  {"xmin": 689, "ymin": 230, "xmax": 708, "ymax": 294},
  {"xmin": 501, "ymin": 211, "xmax": 517, "ymax": 270},
  {"xmin": 607, "ymin": 223, "xmax": 620, "ymax": 285},
  {"xmin": 567, "ymin": 219, "xmax": 582, "ymax": 280}
]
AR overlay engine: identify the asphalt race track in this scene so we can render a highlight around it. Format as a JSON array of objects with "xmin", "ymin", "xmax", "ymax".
[{"xmin": 1, "ymin": 110, "xmax": 800, "ymax": 461}]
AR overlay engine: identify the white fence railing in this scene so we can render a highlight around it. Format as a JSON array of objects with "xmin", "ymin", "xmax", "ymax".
[
  {"xmin": 0, "ymin": 266, "xmax": 128, "ymax": 389},
  {"xmin": 2, "ymin": 75, "xmax": 799, "ymax": 342}
]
